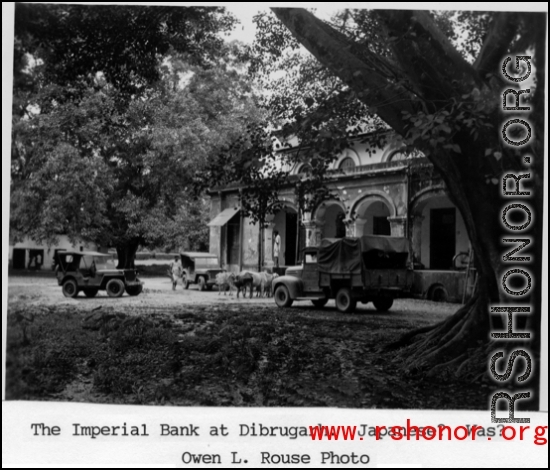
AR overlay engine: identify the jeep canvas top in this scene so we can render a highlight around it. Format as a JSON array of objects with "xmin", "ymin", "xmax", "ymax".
[
  {"xmin": 178, "ymin": 252, "xmax": 223, "ymax": 291},
  {"xmin": 56, "ymin": 250, "xmax": 143, "ymax": 298}
]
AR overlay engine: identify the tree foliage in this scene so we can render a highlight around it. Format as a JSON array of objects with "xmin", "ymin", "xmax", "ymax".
[
  {"xmin": 10, "ymin": 3, "xmax": 263, "ymax": 266},
  {"xmin": 13, "ymin": 4, "xmax": 237, "ymax": 95}
]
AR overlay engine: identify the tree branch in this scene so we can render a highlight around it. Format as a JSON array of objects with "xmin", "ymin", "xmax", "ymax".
[
  {"xmin": 374, "ymin": 10, "xmax": 483, "ymax": 107},
  {"xmin": 473, "ymin": 12, "xmax": 519, "ymax": 80},
  {"xmin": 271, "ymin": 7, "xmax": 414, "ymax": 135}
]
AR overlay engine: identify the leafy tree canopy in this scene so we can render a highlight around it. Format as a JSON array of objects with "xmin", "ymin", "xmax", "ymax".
[
  {"xmin": 13, "ymin": 3, "xmax": 237, "ymax": 95},
  {"xmin": 10, "ymin": 3, "xmax": 264, "ymax": 266}
]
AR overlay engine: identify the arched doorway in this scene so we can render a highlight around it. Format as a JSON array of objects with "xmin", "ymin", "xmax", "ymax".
[
  {"xmin": 410, "ymin": 188, "xmax": 469, "ymax": 270},
  {"xmin": 314, "ymin": 200, "xmax": 347, "ymax": 240},
  {"xmin": 272, "ymin": 205, "xmax": 300, "ymax": 266}
]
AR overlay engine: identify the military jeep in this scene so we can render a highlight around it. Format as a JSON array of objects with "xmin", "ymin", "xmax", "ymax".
[
  {"xmin": 179, "ymin": 252, "xmax": 223, "ymax": 291},
  {"xmin": 56, "ymin": 250, "xmax": 143, "ymax": 298}
]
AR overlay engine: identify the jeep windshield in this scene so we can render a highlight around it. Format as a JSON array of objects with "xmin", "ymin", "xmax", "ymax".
[
  {"xmin": 80, "ymin": 255, "xmax": 115, "ymax": 270},
  {"xmin": 195, "ymin": 258, "xmax": 219, "ymax": 268},
  {"xmin": 180, "ymin": 253, "xmax": 219, "ymax": 269}
]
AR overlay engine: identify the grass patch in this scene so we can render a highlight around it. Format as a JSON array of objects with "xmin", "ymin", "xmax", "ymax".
[
  {"xmin": 93, "ymin": 316, "xmax": 181, "ymax": 397},
  {"xmin": 5, "ymin": 308, "xmax": 96, "ymax": 398}
]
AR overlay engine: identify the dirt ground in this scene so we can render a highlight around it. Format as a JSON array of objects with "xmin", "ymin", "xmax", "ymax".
[
  {"xmin": 7, "ymin": 273, "xmax": 458, "ymax": 310},
  {"xmin": 5, "ymin": 274, "xmax": 496, "ymax": 408},
  {"xmin": 7, "ymin": 274, "xmax": 280, "ymax": 308}
]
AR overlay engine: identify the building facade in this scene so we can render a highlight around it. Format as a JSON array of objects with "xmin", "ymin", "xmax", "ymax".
[
  {"xmin": 8, "ymin": 235, "xmax": 100, "ymax": 271},
  {"xmin": 208, "ymin": 133, "xmax": 472, "ymax": 301}
]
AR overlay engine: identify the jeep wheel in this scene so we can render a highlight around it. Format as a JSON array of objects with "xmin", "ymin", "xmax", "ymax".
[
  {"xmin": 335, "ymin": 288, "xmax": 356, "ymax": 313},
  {"xmin": 181, "ymin": 274, "xmax": 190, "ymax": 290},
  {"xmin": 311, "ymin": 298, "xmax": 328, "ymax": 308},
  {"xmin": 62, "ymin": 279, "xmax": 79, "ymax": 298},
  {"xmin": 373, "ymin": 297, "xmax": 394, "ymax": 311},
  {"xmin": 125, "ymin": 284, "xmax": 143, "ymax": 296},
  {"xmin": 106, "ymin": 278, "xmax": 125, "ymax": 298},
  {"xmin": 274, "ymin": 285, "xmax": 293, "ymax": 308},
  {"xmin": 83, "ymin": 288, "xmax": 99, "ymax": 298}
]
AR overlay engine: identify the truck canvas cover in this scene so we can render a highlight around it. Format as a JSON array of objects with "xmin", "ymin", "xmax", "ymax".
[{"xmin": 318, "ymin": 236, "xmax": 410, "ymax": 274}]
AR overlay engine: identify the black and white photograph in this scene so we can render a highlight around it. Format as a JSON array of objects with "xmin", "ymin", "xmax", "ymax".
[{"xmin": 3, "ymin": 2, "xmax": 547, "ymax": 467}]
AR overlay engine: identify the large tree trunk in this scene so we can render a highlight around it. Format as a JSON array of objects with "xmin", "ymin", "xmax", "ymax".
[
  {"xmin": 271, "ymin": 8, "xmax": 544, "ymax": 385},
  {"xmin": 385, "ymin": 107, "xmax": 541, "ymax": 407},
  {"xmin": 388, "ymin": 158, "xmax": 532, "ymax": 378},
  {"xmin": 115, "ymin": 239, "xmax": 140, "ymax": 269}
]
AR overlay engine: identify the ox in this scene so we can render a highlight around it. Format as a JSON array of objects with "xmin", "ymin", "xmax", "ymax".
[{"xmin": 215, "ymin": 272, "xmax": 236, "ymax": 295}]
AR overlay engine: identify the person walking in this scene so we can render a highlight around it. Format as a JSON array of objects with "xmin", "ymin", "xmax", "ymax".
[{"xmin": 169, "ymin": 255, "xmax": 183, "ymax": 290}]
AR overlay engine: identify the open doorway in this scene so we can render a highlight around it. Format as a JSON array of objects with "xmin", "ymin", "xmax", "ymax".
[
  {"xmin": 273, "ymin": 206, "xmax": 300, "ymax": 266},
  {"xmin": 12, "ymin": 249, "xmax": 26, "ymax": 269},
  {"xmin": 285, "ymin": 212, "xmax": 298, "ymax": 266},
  {"xmin": 430, "ymin": 208, "xmax": 456, "ymax": 269}
]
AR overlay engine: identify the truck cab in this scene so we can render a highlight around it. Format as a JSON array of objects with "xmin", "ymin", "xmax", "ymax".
[{"xmin": 272, "ymin": 236, "xmax": 413, "ymax": 313}]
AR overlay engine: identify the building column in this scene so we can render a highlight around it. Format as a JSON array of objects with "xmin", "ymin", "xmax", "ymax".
[
  {"xmin": 263, "ymin": 214, "xmax": 276, "ymax": 267},
  {"xmin": 353, "ymin": 216, "xmax": 367, "ymax": 237},
  {"xmin": 238, "ymin": 211, "xmax": 244, "ymax": 271},
  {"xmin": 343, "ymin": 217, "xmax": 356, "ymax": 237},
  {"xmin": 302, "ymin": 211, "xmax": 317, "ymax": 247},
  {"xmin": 387, "ymin": 216, "xmax": 407, "ymax": 237},
  {"xmin": 410, "ymin": 214, "xmax": 424, "ymax": 267},
  {"xmin": 209, "ymin": 193, "xmax": 223, "ymax": 261},
  {"xmin": 313, "ymin": 215, "xmax": 325, "ymax": 246}
]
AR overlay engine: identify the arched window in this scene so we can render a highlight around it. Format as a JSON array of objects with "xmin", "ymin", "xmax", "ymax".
[
  {"xmin": 338, "ymin": 157, "xmax": 356, "ymax": 171},
  {"xmin": 388, "ymin": 150, "xmax": 408, "ymax": 161},
  {"xmin": 298, "ymin": 163, "xmax": 312, "ymax": 174}
]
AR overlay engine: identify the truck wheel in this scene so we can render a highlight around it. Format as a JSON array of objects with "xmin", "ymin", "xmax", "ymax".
[
  {"xmin": 373, "ymin": 297, "xmax": 394, "ymax": 311},
  {"xmin": 62, "ymin": 279, "xmax": 79, "ymax": 298},
  {"xmin": 311, "ymin": 298, "xmax": 328, "ymax": 308},
  {"xmin": 274, "ymin": 285, "xmax": 293, "ymax": 308},
  {"xmin": 197, "ymin": 276, "xmax": 206, "ymax": 291},
  {"xmin": 106, "ymin": 278, "xmax": 125, "ymax": 298},
  {"xmin": 83, "ymin": 288, "xmax": 99, "ymax": 298},
  {"xmin": 125, "ymin": 285, "xmax": 143, "ymax": 296},
  {"xmin": 335, "ymin": 288, "xmax": 356, "ymax": 313},
  {"xmin": 181, "ymin": 274, "xmax": 190, "ymax": 290}
]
